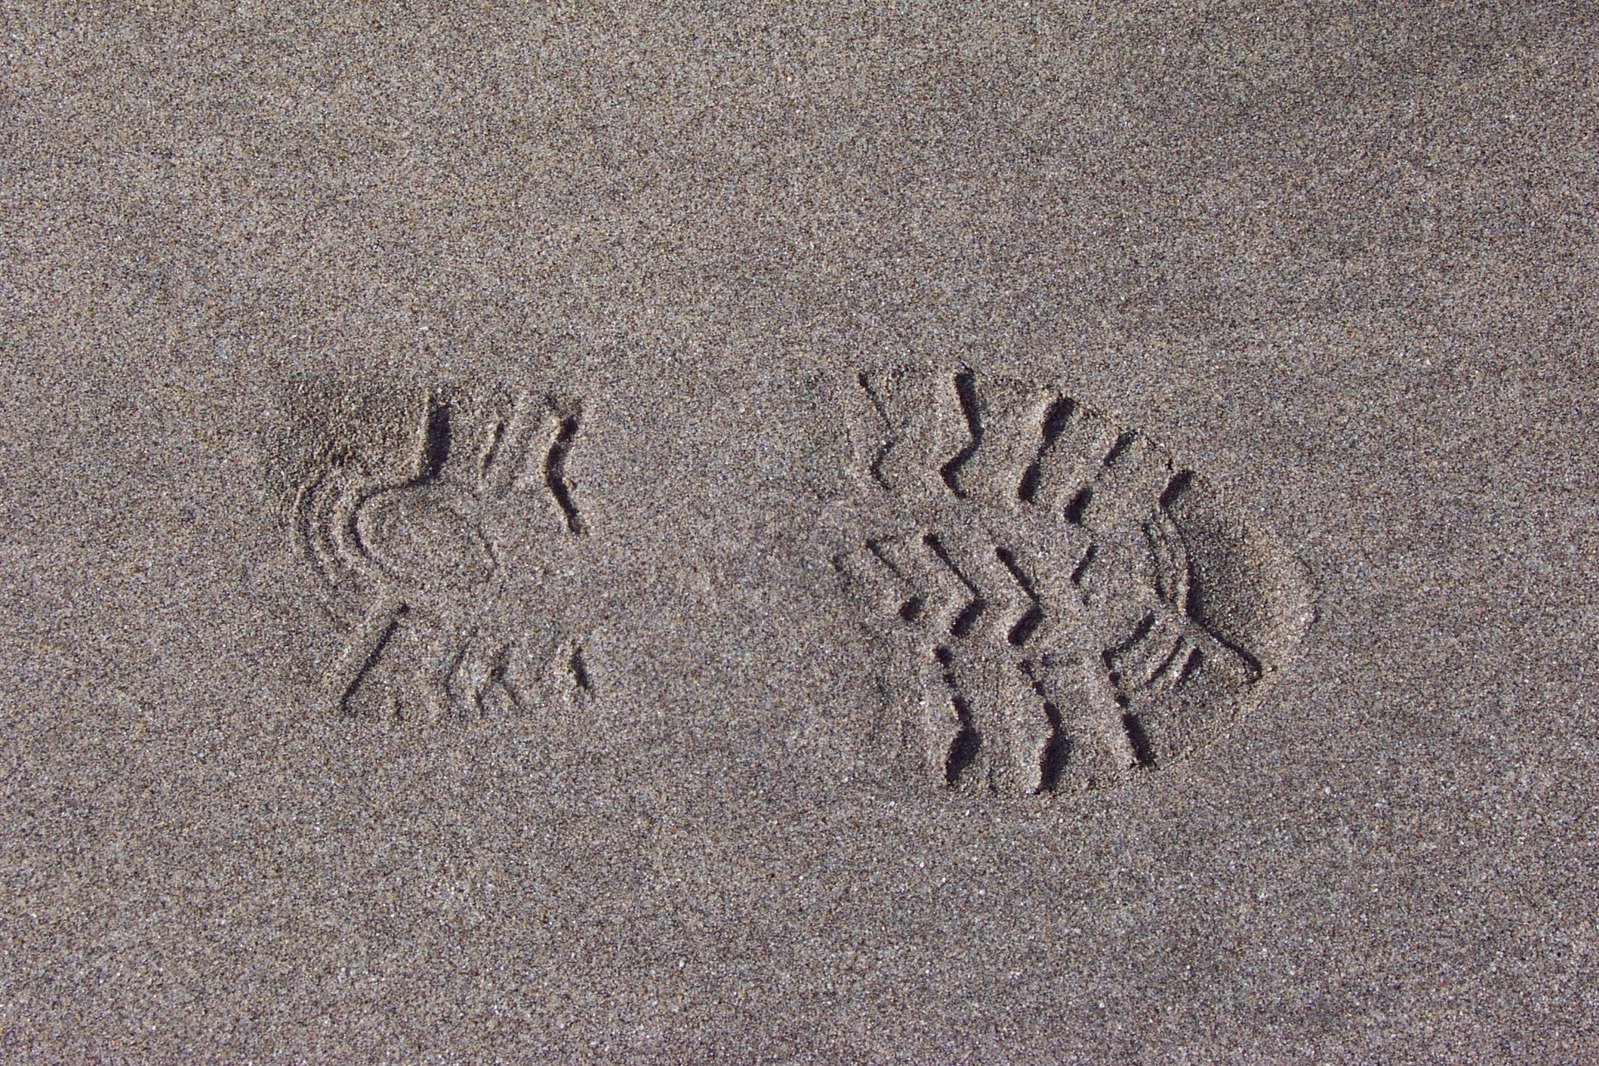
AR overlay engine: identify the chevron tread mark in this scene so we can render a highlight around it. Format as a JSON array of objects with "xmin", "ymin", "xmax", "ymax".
[{"xmin": 837, "ymin": 365, "xmax": 1313, "ymax": 796}]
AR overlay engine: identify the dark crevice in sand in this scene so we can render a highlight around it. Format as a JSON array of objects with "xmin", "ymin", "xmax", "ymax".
[
  {"xmin": 1175, "ymin": 644, "xmax": 1203, "ymax": 687},
  {"xmin": 1006, "ymin": 605, "xmax": 1045, "ymax": 648},
  {"xmin": 1102, "ymin": 430, "xmax": 1138, "ymax": 469},
  {"xmin": 1017, "ymin": 396, "xmax": 1074, "ymax": 505},
  {"xmin": 1064, "ymin": 486, "xmax": 1092, "ymax": 525},
  {"xmin": 939, "ymin": 368, "xmax": 983, "ymax": 498},
  {"xmin": 542, "ymin": 408, "xmax": 584, "ymax": 535},
  {"xmin": 1148, "ymin": 635, "xmax": 1191, "ymax": 687},
  {"xmin": 944, "ymin": 694, "xmax": 981, "ymax": 787},
  {"xmin": 1194, "ymin": 622, "xmax": 1263, "ymax": 683},
  {"xmin": 1104, "ymin": 611, "xmax": 1157, "ymax": 663},
  {"xmin": 568, "ymin": 643, "xmax": 592, "ymax": 692},
  {"xmin": 994, "ymin": 546, "xmax": 1043, "ymax": 647},
  {"xmin": 1159, "ymin": 469, "xmax": 1194, "ymax": 510},
  {"xmin": 1121, "ymin": 711, "xmax": 1156, "ymax": 768},
  {"xmin": 865, "ymin": 538, "xmax": 900, "ymax": 577},
  {"xmin": 419, "ymin": 395, "xmax": 452, "ymax": 481},
  {"xmin": 1069, "ymin": 543, "xmax": 1096, "ymax": 586},
  {"xmin": 331, "ymin": 601, "xmax": 408, "ymax": 717},
  {"xmin": 1037, "ymin": 722, "xmax": 1071, "ymax": 793},
  {"xmin": 1021, "ymin": 660, "xmax": 1069, "ymax": 794},
  {"xmin": 922, "ymin": 533, "xmax": 984, "ymax": 638},
  {"xmin": 856, "ymin": 372, "xmax": 896, "ymax": 489},
  {"xmin": 478, "ymin": 413, "xmax": 507, "ymax": 479}
]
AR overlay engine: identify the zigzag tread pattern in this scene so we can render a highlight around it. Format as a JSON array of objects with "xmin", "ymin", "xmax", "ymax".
[{"xmin": 839, "ymin": 365, "xmax": 1291, "ymax": 796}]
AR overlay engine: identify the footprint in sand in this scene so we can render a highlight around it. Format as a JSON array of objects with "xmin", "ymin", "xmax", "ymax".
[
  {"xmin": 831, "ymin": 366, "xmax": 1317, "ymax": 796},
  {"xmin": 288, "ymin": 386, "xmax": 592, "ymax": 724}
]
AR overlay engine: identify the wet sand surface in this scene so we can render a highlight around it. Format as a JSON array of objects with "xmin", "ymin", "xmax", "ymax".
[{"xmin": 2, "ymin": 5, "xmax": 1596, "ymax": 1062}]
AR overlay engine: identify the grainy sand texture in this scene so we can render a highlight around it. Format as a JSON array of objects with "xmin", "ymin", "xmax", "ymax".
[{"xmin": 3, "ymin": 3, "xmax": 1596, "ymax": 1062}]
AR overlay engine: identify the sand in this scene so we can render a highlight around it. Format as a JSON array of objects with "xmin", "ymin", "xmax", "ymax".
[{"xmin": 2, "ymin": 3, "xmax": 1596, "ymax": 1062}]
